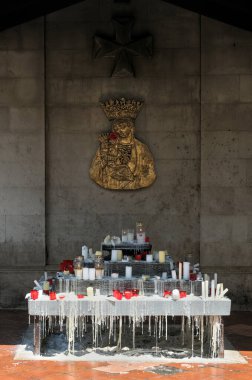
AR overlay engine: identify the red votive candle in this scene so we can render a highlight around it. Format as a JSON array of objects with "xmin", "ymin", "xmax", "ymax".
[
  {"xmin": 135, "ymin": 254, "xmax": 142, "ymax": 261},
  {"xmin": 132, "ymin": 288, "xmax": 139, "ymax": 296},
  {"xmin": 113, "ymin": 290, "xmax": 123, "ymax": 300},
  {"xmin": 49, "ymin": 292, "xmax": 56, "ymax": 300},
  {"xmin": 31, "ymin": 290, "xmax": 38, "ymax": 300},
  {"xmin": 77, "ymin": 294, "xmax": 85, "ymax": 299},
  {"xmin": 163, "ymin": 290, "xmax": 172, "ymax": 298},
  {"xmin": 180, "ymin": 290, "xmax": 187, "ymax": 298},
  {"xmin": 124, "ymin": 290, "xmax": 133, "ymax": 300}
]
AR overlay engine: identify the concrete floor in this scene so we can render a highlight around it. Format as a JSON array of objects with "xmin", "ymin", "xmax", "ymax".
[{"xmin": 0, "ymin": 310, "xmax": 251, "ymax": 380}]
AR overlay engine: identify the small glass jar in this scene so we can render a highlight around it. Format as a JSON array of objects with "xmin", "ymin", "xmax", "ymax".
[
  {"xmin": 73, "ymin": 256, "xmax": 84, "ymax": 269},
  {"xmin": 136, "ymin": 222, "xmax": 146, "ymax": 244},
  {"xmin": 95, "ymin": 251, "xmax": 104, "ymax": 279}
]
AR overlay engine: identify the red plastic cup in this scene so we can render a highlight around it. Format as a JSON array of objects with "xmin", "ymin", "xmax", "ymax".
[
  {"xmin": 124, "ymin": 290, "xmax": 133, "ymax": 300},
  {"xmin": 163, "ymin": 290, "xmax": 172, "ymax": 298},
  {"xmin": 77, "ymin": 294, "xmax": 85, "ymax": 299},
  {"xmin": 49, "ymin": 292, "xmax": 57, "ymax": 300},
  {"xmin": 180, "ymin": 290, "xmax": 187, "ymax": 298},
  {"xmin": 30, "ymin": 290, "xmax": 38, "ymax": 300}
]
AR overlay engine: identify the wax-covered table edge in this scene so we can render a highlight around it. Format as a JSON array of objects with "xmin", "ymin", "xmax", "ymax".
[{"xmin": 28, "ymin": 296, "xmax": 231, "ymax": 317}]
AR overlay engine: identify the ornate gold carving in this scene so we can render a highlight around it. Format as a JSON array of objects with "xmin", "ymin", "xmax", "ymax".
[{"xmin": 90, "ymin": 98, "xmax": 156, "ymax": 190}]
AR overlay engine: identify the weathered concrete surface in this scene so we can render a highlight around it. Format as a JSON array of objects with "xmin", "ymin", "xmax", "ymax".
[{"xmin": 0, "ymin": 1, "xmax": 251, "ymax": 308}]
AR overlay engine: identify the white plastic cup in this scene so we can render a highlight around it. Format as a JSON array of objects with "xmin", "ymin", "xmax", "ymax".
[{"xmin": 146, "ymin": 254, "xmax": 153, "ymax": 262}]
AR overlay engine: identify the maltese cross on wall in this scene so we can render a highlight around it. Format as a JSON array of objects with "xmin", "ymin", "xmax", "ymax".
[{"xmin": 93, "ymin": 16, "xmax": 153, "ymax": 77}]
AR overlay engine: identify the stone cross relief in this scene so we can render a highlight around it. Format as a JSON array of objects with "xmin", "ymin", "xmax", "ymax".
[{"xmin": 93, "ymin": 16, "xmax": 153, "ymax": 77}]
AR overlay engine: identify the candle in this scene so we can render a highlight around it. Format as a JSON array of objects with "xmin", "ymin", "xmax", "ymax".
[
  {"xmin": 82, "ymin": 246, "xmax": 88, "ymax": 260},
  {"xmin": 201, "ymin": 281, "xmax": 205, "ymax": 299},
  {"xmin": 89, "ymin": 268, "xmax": 96, "ymax": 281},
  {"xmin": 87, "ymin": 287, "xmax": 94, "ymax": 297},
  {"xmin": 117, "ymin": 250, "xmax": 123, "ymax": 261},
  {"xmin": 111, "ymin": 273, "xmax": 119, "ymax": 279},
  {"xmin": 214, "ymin": 273, "xmax": 218, "ymax": 289},
  {"xmin": 146, "ymin": 254, "xmax": 153, "ymax": 262},
  {"xmin": 211, "ymin": 279, "xmax": 215, "ymax": 298},
  {"xmin": 125, "ymin": 266, "xmax": 132, "ymax": 279},
  {"xmin": 95, "ymin": 289, "xmax": 100, "ymax": 296},
  {"xmin": 183, "ymin": 262, "xmax": 190, "ymax": 280},
  {"xmin": 172, "ymin": 289, "xmax": 180, "ymax": 300},
  {"xmin": 127, "ymin": 229, "xmax": 134, "ymax": 243},
  {"xmin": 74, "ymin": 268, "xmax": 82, "ymax": 279},
  {"xmin": 205, "ymin": 280, "xmax": 209, "ymax": 298},
  {"xmin": 95, "ymin": 268, "xmax": 104, "ymax": 280},
  {"xmin": 159, "ymin": 251, "xmax": 166, "ymax": 263},
  {"xmin": 162, "ymin": 272, "xmax": 167, "ymax": 280},
  {"xmin": 82, "ymin": 267, "xmax": 89, "ymax": 280},
  {"xmin": 111, "ymin": 250, "xmax": 118, "ymax": 262},
  {"xmin": 171, "ymin": 270, "xmax": 177, "ymax": 280},
  {"xmin": 178, "ymin": 262, "xmax": 182, "ymax": 280}
]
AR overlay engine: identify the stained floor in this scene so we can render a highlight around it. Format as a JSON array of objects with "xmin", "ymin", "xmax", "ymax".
[{"xmin": 0, "ymin": 310, "xmax": 251, "ymax": 380}]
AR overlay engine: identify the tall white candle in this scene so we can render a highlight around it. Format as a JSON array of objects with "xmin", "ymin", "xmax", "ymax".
[
  {"xmin": 82, "ymin": 267, "xmax": 89, "ymax": 280},
  {"xmin": 89, "ymin": 268, "xmax": 96, "ymax": 281},
  {"xmin": 171, "ymin": 270, "xmax": 177, "ymax": 280},
  {"xmin": 205, "ymin": 280, "xmax": 209, "ymax": 298},
  {"xmin": 214, "ymin": 273, "xmax": 218, "ymax": 289},
  {"xmin": 125, "ymin": 266, "xmax": 132, "ymax": 279},
  {"xmin": 159, "ymin": 251, "xmax": 166, "ymax": 263},
  {"xmin": 211, "ymin": 279, "xmax": 215, "ymax": 298},
  {"xmin": 183, "ymin": 262, "xmax": 190, "ymax": 280},
  {"xmin": 111, "ymin": 250, "xmax": 118, "ymax": 262},
  {"xmin": 178, "ymin": 262, "xmax": 182, "ymax": 280},
  {"xmin": 201, "ymin": 281, "xmax": 205, "ymax": 299}
]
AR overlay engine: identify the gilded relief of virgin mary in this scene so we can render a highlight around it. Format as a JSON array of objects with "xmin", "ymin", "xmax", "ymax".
[{"xmin": 89, "ymin": 98, "xmax": 156, "ymax": 190}]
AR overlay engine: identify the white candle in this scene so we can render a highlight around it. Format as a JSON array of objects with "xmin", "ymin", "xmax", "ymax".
[
  {"xmin": 162, "ymin": 272, "xmax": 167, "ymax": 280},
  {"xmin": 89, "ymin": 268, "xmax": 96, "ymax": 281},
  {"xmin": 201, "ymin": 281, "xmax": 205, "ymax": 299},
  {"xmin": 82, "ymin": 267, "xmax": 89, "ymax": 280},
  {"xmin": 214, "ymin": 273, "xmax": 218, "ymax": 289},
  {"xmin": 137, "ymin": 232, "xmax": 145, "ymax": 244},
  {"xmin": 172, "ymin": 289, "xmax": 180, "ymax": 300},
  {"xmin": 146, "ymin": 254, "xmax": 153, "ymax": 262},
  {"xmin": 82, "ymin": 246, "xmax": 88, "ymax": 260},
  {"xmin": 117, "ymin": 250, "xmax": 123, "ymax": 261},
  {"xmin": 178, "ymin": 262, "xmax": 182, "ymax": 280},
  {"xmin": 171, "ymin": 270, "xmax": 177, "ymax": 280},
  {"xmin": 44, "ymin": 272, "xmax": 47, "ymax": 281},
  {"xmin": 111, "ymin": 250, "xmax": 118, "ymax": 262},
  {"xmin": 95, "ymin": 288, "xmax": 100, "ymax": 296},
  {"xmin": 159, "ymin": 251, "xmax": 165, "ymax": 263},
  {"xmin": 111, "ymin": 273, "xmax": 119, "ymax": 279},
  {"xmin": 205, "ymin": 280, "xmax": 209, "ymax": 298},
  {"xmin": 95, "ymin": 268, "xmax": 104, "ymax": 280},
  {"xmin": 211, "ymin": 279, "xmax": 215, "ymax": 298},
  {"xmin": 74, "ymin": 268, "xmax": 82, "ymax": 279},
  {"xmin": 183, "ymin": 262, "xmax": 190, "ymax": 280},
  {"xmin": 125, "ymin": 266, "xmax": 132, "ymax": 279},
  {"xmin": 87, "ymin": 287, "xmax": 94, "ymax": 297},
  {"xmin": 127, "ymin": 230, "xmax": 134, "ymax": 243}
]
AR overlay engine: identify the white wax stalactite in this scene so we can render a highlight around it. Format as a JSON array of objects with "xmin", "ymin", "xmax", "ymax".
[
  {"xmin": 211, "ymin": 279, "xmax": 215, "ymax": 298},
  {"xmin": 171, "ymin": 270, "xmax": 177, "ymax": 280},
  {"xmin": 183, "ymin": 262, "xmax": 190, "ymax": 280},
  {"xmin": 89, "ymin": 268, "xmax": 96, "ymax": 281},
  {"xmin": 111, "ymin": 250, "xmax": 118, "ymax": 262},
  {"xmin": 125, "ymin": 266, "xmax": 132, "ymax": 279},
  {"xmin": 178, "ymin": 262, "xmax": 182, "ymax": 280},
  {"xmin": 82, "ymin": 267, "xmax": 89, "ymax": 280}
]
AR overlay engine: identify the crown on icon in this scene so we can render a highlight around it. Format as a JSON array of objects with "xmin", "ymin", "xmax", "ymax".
[{"xmin": 101, "ymin": 98, "xmax": 143, "ymax": 120}]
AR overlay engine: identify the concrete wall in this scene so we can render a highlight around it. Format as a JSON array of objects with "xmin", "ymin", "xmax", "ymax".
[{"xmin": 0, "ymin": 0, "xmax": 251, "ymax": 308}]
